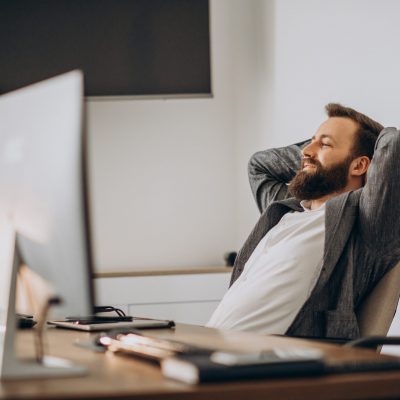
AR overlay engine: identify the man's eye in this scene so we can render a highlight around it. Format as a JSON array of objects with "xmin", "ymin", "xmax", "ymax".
[{"xmin": 321, "ymin": 143, "xmax": 331, "ymax": 147}]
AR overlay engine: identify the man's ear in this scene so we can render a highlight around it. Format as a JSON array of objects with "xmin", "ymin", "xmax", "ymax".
[{"xmin": 350, "ymin": 156, "xmax": 371, "ymax": 177}]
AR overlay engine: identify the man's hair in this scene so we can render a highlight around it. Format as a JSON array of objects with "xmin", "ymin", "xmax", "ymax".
[{"xmin": 325, "ymin": 103, "xmax": 384, "ymax": 159}]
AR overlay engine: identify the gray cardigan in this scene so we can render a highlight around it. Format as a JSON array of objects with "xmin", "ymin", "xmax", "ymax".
[{"xmin": 230, "ymin": 128, "xmax": 400, "ymax": 339}]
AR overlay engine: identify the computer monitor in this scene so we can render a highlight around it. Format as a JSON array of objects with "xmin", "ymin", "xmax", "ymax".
[{"xmin": 0, "ymin": 70, "xmax": 95, "ymax": 378}]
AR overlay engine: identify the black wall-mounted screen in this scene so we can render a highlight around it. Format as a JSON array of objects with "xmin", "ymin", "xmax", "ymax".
[{"xmin": 0, "ymin": 0, "xmax": 211, "ymax": 97}]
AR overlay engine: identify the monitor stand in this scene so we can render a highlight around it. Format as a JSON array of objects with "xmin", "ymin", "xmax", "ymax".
[{"xmin": 0, "ymin": 229, "xmax": 87, "ymax": 380}]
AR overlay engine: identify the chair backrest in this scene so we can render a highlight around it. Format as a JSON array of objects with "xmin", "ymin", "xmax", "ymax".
[{"xmin": 357, "ymin": 261, "xmax": 400, "ymax": 337}]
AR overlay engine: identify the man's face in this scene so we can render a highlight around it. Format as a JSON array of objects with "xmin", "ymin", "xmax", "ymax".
[{"xmin": 288, "ymin": 117, "xmax": 359, "ymax": 201}]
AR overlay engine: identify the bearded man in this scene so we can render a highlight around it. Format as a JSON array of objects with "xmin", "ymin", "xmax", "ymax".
[{"xmin": 207, "ymin": 103, "xmax": 400, "ymax": 340}]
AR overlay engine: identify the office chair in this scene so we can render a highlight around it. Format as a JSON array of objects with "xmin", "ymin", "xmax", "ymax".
[
  {"xmin": 346, "ymin": 260, "xmax": 400, "ymax": 351},
  {"xmin": 357, "ymin": 260, "xmax": 400, "ymax": 337},
  {"xmin": 288, "ymin": 261, "xmax": 400, "ymax": 351}
]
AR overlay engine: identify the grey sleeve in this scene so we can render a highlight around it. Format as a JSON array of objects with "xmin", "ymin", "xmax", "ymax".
[
  {"xmin": 359, "ymin": 127, "xmax": 400, "ymax": 254},
  {"xmin": 248, "ymin": 139, "xmax": 310, "ymax": 213}
]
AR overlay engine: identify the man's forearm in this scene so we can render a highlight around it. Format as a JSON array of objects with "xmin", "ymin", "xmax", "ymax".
[{"xmin": 248, "ymin": 139, "xmax": 309, "ymax": 213}]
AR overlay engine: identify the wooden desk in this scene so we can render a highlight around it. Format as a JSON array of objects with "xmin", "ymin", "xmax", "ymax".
[{"xmin": 1, "ymin": 323, "xmax": 400, "ymax": 400}]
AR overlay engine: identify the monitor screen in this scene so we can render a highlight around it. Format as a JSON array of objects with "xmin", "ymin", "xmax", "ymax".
[
  {"xmin": 0, "ymin": 70, "xmax": 95, "ymax": 318},
  {"xmin": 0, "ymin": 0, "xmax": 211, "ymax": 97}
]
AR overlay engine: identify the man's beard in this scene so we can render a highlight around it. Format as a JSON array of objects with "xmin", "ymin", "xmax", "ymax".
[{"xmin": 288, "ymin": 156, "xmax": 353, "ymax": 201}]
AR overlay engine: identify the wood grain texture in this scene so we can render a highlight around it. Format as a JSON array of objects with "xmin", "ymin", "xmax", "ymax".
[{"xmin": 1, "ymin": 324, "xmax": 400, "ymax": 399}]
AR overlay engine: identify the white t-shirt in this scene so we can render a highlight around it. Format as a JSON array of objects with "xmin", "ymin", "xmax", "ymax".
[{"xmin": 206, "ymin": 202, "xmax": 326, "ymax": 334}]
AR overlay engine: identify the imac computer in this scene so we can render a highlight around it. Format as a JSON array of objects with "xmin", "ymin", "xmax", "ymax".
[{"xmin": 0, "ymin": 71, "xmax": 95, "ymax": 378}]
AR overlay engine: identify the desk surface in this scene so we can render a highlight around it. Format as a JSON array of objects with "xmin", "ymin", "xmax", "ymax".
[{"xmin": 2, "ymin": 323, "xmax": 400, "ymax": 400}]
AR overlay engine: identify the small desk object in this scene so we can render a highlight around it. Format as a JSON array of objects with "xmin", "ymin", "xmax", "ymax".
[{"xmin": 1, "ymin": 323, "xmax": 400, "ymax": 400}]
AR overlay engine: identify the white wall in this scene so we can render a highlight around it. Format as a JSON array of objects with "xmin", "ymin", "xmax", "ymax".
[
  {"xmin": 235, "ymin": 0, "xmax": 400, "ymax": 244},
  {"xmin": 272, "ymin": 0, "xmax": 400, "ymax": 134},
  {"xmin": 87, "ymin": 0, "xmax": 238, "ymax": 272}
]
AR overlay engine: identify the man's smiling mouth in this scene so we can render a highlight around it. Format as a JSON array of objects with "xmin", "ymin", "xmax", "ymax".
[{"xmin": 303, "ymin": 163, "xmax": 316, "ymax": 169}]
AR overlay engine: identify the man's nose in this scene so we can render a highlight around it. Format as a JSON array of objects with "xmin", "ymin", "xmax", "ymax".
[{"xmin": 302, "ymin": 142, "xmax": 316, "ymax": 158}]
